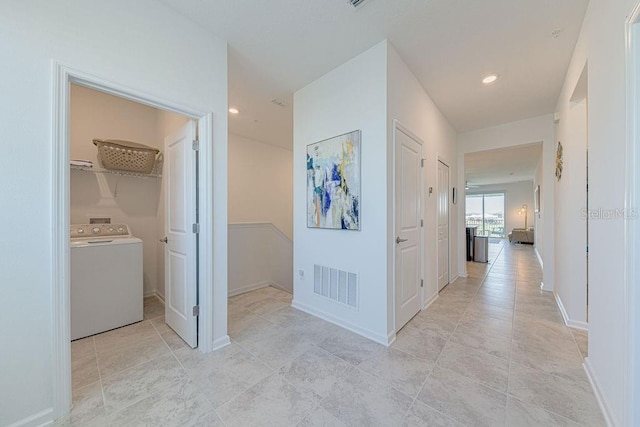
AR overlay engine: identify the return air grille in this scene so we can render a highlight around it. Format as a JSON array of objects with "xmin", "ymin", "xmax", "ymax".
[
  {"xmin": 314, "ymin": 264, "xmax": 358, "ymax": 308},
  {"xmin": 348, "ymin": 0, "xmax": 368, "ymax": 8}
]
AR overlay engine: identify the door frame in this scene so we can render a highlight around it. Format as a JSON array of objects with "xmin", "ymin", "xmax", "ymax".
[
  {"xmin": 51, "ymin": 63, "xmax": 220, "ymax": 418},
  {"xmin": 625, "ymin": 3, "xmax": 640, "ymax": 425},
  {"xmin": 436, "ymin": 157, "xmax": 451, "ymax": 290},
  {"xmin": 391, "ymin": 120, "xmax": 425, "ymax": 332}
]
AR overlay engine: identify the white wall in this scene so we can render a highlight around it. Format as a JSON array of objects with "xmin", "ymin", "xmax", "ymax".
[
  {"xmin": 228, "ymin": 223, "xmax": 293, "ymax": 295},
  {"xmin": 0, "ymin": 1, "xmax": 228, "ymax": 425},
  {"xmin": 467, "ymin": 181, "xmax": 534, "ymax": 237},
  {"xmin": 458, "ymin": 115, "xmax": 555, "ymax": 289},
  {"xmin": 228, "ymin": 133, "xmax": 293, "ymax": 239},
  {"xmin": 293, "ymin": 41, "xmax": 390, "ymax": 344},
  {"xmin": 554, "ymin": 96, "xmax": 588, "ymax": 327},
  {"xmin": 554, "ymin": 0, "xmax": 637, "ymax": 423},
  {"xmin": 292, "ymin": 40, "xmax": 458, "ymax": 345},
  {"xmin": 386, "ymin": 44, "xmax": 459, "ymax": 329},
  {"xmin": 70, "ymin": 85, "xmax": 187, "ymax": 298}
]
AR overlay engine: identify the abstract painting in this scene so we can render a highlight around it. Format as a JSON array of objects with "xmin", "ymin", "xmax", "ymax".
[{"xmin": 307, "ymin": 130, "xmax": 361, "ymax": 230}]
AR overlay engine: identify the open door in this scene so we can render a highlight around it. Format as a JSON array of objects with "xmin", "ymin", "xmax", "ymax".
[
  {"xmin": 164, "ymin": 121, "xmax": 198, "ymax": 348},
  {"xmin": 394, "ymin": 126, "xmax": 423, "ymax": 331}
]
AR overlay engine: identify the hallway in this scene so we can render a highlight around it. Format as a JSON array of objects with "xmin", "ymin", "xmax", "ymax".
[{"xmin": 59, "ymin": 243, "xmax": 603, "ymax": 426}]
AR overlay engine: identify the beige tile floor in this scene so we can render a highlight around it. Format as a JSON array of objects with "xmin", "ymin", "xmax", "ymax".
[{"xmin": 60, "ymin": 241, "xmax": 603, "ymax": 426}]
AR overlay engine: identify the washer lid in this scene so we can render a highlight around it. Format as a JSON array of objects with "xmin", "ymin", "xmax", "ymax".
[{"xmin": 71, "ymin": 237, "xmax": 142, "ymax": 247}]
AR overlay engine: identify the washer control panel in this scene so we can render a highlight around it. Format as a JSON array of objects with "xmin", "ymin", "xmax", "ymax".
[{"xmin": 71, "ymin": 224, "xmax": 131, "ymax": 239}]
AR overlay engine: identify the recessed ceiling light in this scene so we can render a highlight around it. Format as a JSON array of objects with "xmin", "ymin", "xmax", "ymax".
[
  {"xmin": 228, "ymin": 108, "xmax": 239, "ymax": 114},
  {"xmin": 482, "ymin": 74, "xmax": 499, "ymax": 85}
]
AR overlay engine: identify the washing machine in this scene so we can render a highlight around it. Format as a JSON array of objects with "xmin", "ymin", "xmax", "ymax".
[{"xmin": 70, "ymin": 223, "xmax": 143, "ymax": 340}]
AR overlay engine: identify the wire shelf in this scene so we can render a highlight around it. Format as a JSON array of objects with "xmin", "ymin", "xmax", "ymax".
[{"xmin": 70, "ymin": 164, "xmax": 162, "ymax": 178}]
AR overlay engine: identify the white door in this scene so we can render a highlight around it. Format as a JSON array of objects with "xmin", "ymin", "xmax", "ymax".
[
  {"xmin": 164, "ymin": 121, "xmax": 198, "ymax": 348},
  {"xmin": 437, "ymin": 160, "xmax": 450, "ymax": 291},
  {"xmin": 395, "ymin": 127, "xmax": 423, "ymax": 331}
]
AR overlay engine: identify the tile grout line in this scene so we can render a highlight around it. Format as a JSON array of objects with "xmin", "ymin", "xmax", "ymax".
[
  {"xmin": 92, "ymin": 335, "xmax": 110, "ymax": 424},
  {"xmin": 504, "ymin": 245, "xmax": 519, "ymax": 427},
  {"xmin": 504, "ymin": 248, "xmax": 586, "ymax": 425},
  {"xmin": 400, "ymin": 240, "xmax": 507, "ymax": 426},
  {"xmin": 148, "ymin": 308, "xmax": 229, "ymax": 426}
]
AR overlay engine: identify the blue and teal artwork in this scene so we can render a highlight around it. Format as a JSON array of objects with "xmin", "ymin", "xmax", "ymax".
[{"xmin": 307, "ymin": 130, "xmax": 361, "ymax": 230}]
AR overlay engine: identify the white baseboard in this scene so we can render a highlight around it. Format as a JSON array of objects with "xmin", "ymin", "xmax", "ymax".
[
  {"xmin": 6, "ymin": 407, "xmax": 53, "ymax": 427},
  {"xmin": 211, "ymin": 335, "xmax": 231, "ymax": 352},
  {"xmin": 534, "ymin": 248, "xmax": 543, "ymax": 268},
  {"xmin": 291, "ymin": 299, "xmax": 392, "ymax": 346},
  {"xmin": 450, "ymin": 274, "xmax": 459, "ymax": 283},
  {"xmin": 422, "ymin": 292, "xmax": 439, "ymax": 310},
  {"xmin": 554, "ymin": 292, "xmax": 589, "ymax": 331},
  {"xmin": 228, "ymin": 281, "xmax": 271, "ymax": 297},
  {"xmin": 268, "ymin": 281, "xmax": 293, "ymax": 295},
  {"xmin": 143, "ymin": 290, "xmax": 165, "ymax": 302},
  {"xmin": 387, "ymin": 330, "xmax": 396, "ymax": 346},
  {"xmin": 584, "ymin": 358, "xmax": 615, "ymax": 426},
  {"xmin": 459, "ymin": 271, "xmax": 468, "ymax": 278}
]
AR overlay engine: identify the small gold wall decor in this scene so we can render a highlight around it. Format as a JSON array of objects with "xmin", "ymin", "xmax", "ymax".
[{"xmin": 555, "ymin": 141, "xmax": 563, "ymax": 181}]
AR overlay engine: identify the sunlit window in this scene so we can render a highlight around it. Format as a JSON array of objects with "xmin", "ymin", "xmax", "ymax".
[{"xmin": 465, "ymin": 193, "xmax": 505, "ymax": 238}]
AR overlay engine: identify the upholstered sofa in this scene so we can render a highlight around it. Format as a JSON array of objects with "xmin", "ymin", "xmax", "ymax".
[{"xmin": 509, "ymin": 228, "xmax": 534, "ymax": 244}]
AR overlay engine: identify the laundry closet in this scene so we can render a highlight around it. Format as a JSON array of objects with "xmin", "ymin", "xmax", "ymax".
[{"xmin": 69, "ymin": 84, "xmax": 190, "ymax": 342}]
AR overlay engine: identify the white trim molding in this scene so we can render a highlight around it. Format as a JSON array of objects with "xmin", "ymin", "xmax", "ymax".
[
  {"xmin": 51, "ymin": 63, "xmax": 220, "ymax": 420},
  {"xmin": 534, "ymin": 247, "xmax": 544, "ymax": 268},
  {"xmin": 51, "ymin": 62, "xmax": 72, "ymax": 420},
  {"xmin": 422, "ymin": 291, "xmax": 439, "ymax": 310},
  {"xmin": 6, "ymin": 408, "xmax": 54, "ymax": 427},
  {"xmin": 554, "ymin": 291, "xmax": 588, "ymax": 331},
  {"xmin": 292, "ymin": 299, "xmax": 393, "ymax": 346},
  {"xmin": 625, "ymin": 3, "xmax": 640, "ymax": 425},
  {"xmin": 228, "ymin": 281, "xmax": 272, "ymax": 297},
  {"xmin": 584, "ymin": 358, "xmax": 616, "ymax": 427}
]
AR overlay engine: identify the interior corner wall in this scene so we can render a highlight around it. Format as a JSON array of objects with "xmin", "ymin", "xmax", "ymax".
[
  {"xmin": 0, "ymin": 1, "xmax": 228, "ymax": 425},
  {"xmin": 467, "ymin": 181, "xmax": 534, "ymax": 237},
  {"xmin": 228, "ymin": 133, "xmax": 293, "ymax": 239},
  {"xmin": 386, "ymin": 43, "xmax": 458, "ymax": 329},
  {"xmin": 292, "ymin": 40, "xmax": 389, "ymax": 344},
  {"xmin": 457, "ymin": 115, "xmax": 555, "ymax": 288},
  {"xmin": 554, "ymin": 0, "xmax": 637, "ymax": 424}
]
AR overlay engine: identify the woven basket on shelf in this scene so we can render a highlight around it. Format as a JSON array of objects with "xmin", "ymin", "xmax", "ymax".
[{"xmin": 93, "ymin": 139, "xmax": 160, "ymax": 174}]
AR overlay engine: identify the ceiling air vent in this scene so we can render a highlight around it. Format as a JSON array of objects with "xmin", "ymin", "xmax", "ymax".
[{"xmin": 348, "ymin": 0, "xmax": 368, "ymax": 8}]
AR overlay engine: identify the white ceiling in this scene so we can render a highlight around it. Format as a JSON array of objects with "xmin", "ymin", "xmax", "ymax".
[
  {"xmin": 465, "ymin": 143, "xmax": 543, "ymax": 186},
  {"xmin": 158, "ymin": 0, "xmax": 588, "ymax": 149}
]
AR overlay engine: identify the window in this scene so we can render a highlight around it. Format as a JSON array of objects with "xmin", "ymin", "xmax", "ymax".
[{"xmin": 465, "ymin": 192, "xmax": 505, "ymax": 238}]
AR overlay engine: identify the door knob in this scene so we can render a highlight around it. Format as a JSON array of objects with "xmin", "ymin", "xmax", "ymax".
[
  {"xmin": 160, "ymin": 237, "xmax": 168, "ymax": 243},
  {"xmin": 396, "ymin": 237, "xmax": 408, "ymax": 244}
]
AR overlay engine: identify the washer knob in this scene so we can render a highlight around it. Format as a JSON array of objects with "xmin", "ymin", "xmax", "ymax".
[
  {"xmin": 92, "ymin": 227, "xmax": 100, "ymax": 234},
  {"xmin": 77, "ymin": 228, "xmax": 84, "ymax": 234},
  {"xmin": 108, "ymin": 227, "xmax": 115, "ymax": 233},
  {"xmin": 118, "ymin": 227, "xmax": 125, "ymax": 233}
]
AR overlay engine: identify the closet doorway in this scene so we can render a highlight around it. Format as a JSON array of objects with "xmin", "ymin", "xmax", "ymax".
[
  {"xmin": 51, "ymin": 65, "xmax": 218, "ymax": 417},
  {"xmin": 67, "ymin": 84, "xmax": 198, "ymax": 389}
]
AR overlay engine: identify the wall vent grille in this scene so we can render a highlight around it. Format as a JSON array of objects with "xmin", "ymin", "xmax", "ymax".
[
  {"xmin": 348, "ymin": 0, "xmax": 368, "ymax": 8},
  {"xmin": 313, "ymin": 264, "xmax": 358, "ymax": 308}
]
